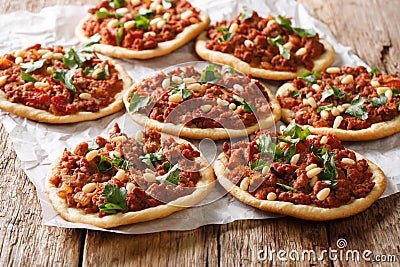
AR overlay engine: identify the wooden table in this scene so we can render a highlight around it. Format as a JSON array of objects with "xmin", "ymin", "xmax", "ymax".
[{"xmin": 1, "ymin": 1, "xmax": 399, "ymax": 266}]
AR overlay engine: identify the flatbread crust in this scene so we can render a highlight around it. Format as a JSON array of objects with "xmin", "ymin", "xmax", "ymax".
[
  {"xmin": 0, "ymin": 57, "xmax": 132, "ymax": 124},
  {"xmin": 75, "ymin": 11, "xmax": 210, "ymax": 59},
  {"xmin": 195, "ymin": 31, "xmax": 335, "ymax": 80},
  {"xmin": 214, "ymin": 151, "xmax": 386, "ymax": 221},
  {"xmin": 123, "ymin": 83, "xmax": 281, "ymax": 140},
  {"xmin": 277, "ymin": 82, "xmax": 400, "ymax": 141},
  {"xmin": 45, "ymin": 134, "xmax": 215, "ymax": 229}
]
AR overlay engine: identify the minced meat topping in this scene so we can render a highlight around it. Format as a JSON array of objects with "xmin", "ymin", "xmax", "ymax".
[
  {"xmin": 222, "ymin": 122, "xmax": 375, "ymax": 208},
  {"xmin": 0, "ymin": 38, "xmax": 124, "ymax": 115},
  {"xmin": 128, "ymin": 64, "xmax": 273, "ymax": 129},
  {"xmin": 278, "ymin": 66, "xmax": 400, "ymax": 130},
  {"xmin": 49, "ymin": 123, "xmax": 203, "ymax": 217},
  {"xmin": 82, "ymin": 0, "xmax": 203, "ymax": 50},
  {"xmin": 206, "ymin": 11, "xmax": 325, "ymax": 72}
]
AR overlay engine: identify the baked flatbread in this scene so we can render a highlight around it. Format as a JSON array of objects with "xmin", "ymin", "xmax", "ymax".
[
  {"xmin": 276, "ymin": 66, "xmax": 400, "ymax": 140},
  {"xmin": 0, "ymin": 41, "xmax": 132, "ymax": 124},
  {"xmin": 75, "ymin": 0, "xmax": 210, "ymax": 59},
  {"xmin": 123, "ymin": 63, "xmax": 281, "ymax": 140},
  {"xmin": 214, "ymin": 124, "xmax": 386, "ymax": 220},
  {"xmin": 46, "ymin": 124, "xmax": 215, "ymax": 228},
  {"xmin": 195, "ymin": 12, "xmax": 335, "ymax": 80}
]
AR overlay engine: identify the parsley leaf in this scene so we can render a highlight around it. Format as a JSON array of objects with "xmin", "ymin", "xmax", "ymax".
[
  {"xmin": 20, "ymin": 71, "xmax": 37, "ymax": 83},
  {"xmin": 96, "ymin": 11, "xmax": 113, "ymax": 19},
  {"xmin": 282, "ymin": 120, "xmax": 310, "ymax": 141},
  {"xmin": 156, "ymin": 163, "xmax": 181, "ymax": 186},
  {"xmin": 250, "ymin": 159, "xmax": 270, "ymax": 171},
  {"xmin": 140, "ymin": 150, "xmax": 164, "ymax": 166},
  {"xmin": 276, "ymin": 15, "xmax": 292, "ymax": 30},
  {"xmin": 98, "ymin": 155, "xmax": 113, "ymax": 173},
  {"xmin": 134, "ymin": 15, "xmax": 150, "ymax": 30},
  {"xmin": 240, "ymin": 6, "xmax": 252, "ymax": 20},
  {"xmin": 218, "ymin": 32, "xmax": 232, "ymax": 42},
  {"xmin": 256, "ymin": 133, "xmax": 283, "ymax": 162},
  {"xmin": 53, "ymin": 69, "xmax": 77, "ymax": 92},
  {"xmin": 392, "ymin": 88, "xmax": 400, "ymax": 97},
  {"xmin": 268, "ymin": 36, "xmax": 290, "ymax": 60},
  {"xmin": 368, "ymin": 93, "xmax": 387, "ymax": 107},
  {"xmin": 162, "ymin": 0, "xmax": 174, "ymax": 9},
  {"xmin": 276, "ymin": 182, "xmax": 297, "ymax": 192},
  {"xmin": 297, "ymin": 70, "xmax": 321, "ymax": 86},
  {"xmin": 276, "ymin": 15, "xmax": 316, "ymax": 37},
  {"xmin": 345, "ymin": 96, "xmax": 368, "ymax": 120},
  {"xmin": 84, "ymin": 67, "xmax": 94, "ymax": 76},
  {"xmin": 116, "ymin": 28, "xmax": 124, "ymax": 46},
  {"xmin": 170, "ymin": 83, "xmax": 192, "ymax": 100},
  {"xmin": 109, "ymin": 0, "xmax": 126, "ymax": 8},
  {"xmin": 233, "ymin": 95, "xmax": 257, "ymax": 113},
  {"xmin": 62, "ymin": 34, "xmax": 100, "ymax": 69},
  {"xmin": 369, "ymin": 67, "xmax": 379, "ymax": 77},
  {"xmin": 112, "ymin": 155, "xmax": 134, "ymax": 170},
  {"xmin": 129, "ymin": 93, "xmax": 152, "ymax": 113},
  {"xmin": 138, "ymin": 8, "xmax": 155, "ymax": 17},
  {"xmin": 95, "ymin": 64, "xmax": 110, "ymax": 80},
  {"xmin": 320, "ymin": 84, "xmax": 350, "ymax": 101},
  {"xmin": 293, "ymin": 27, "xmax": 316, "ymax": 38},
  {"xmin": 20, "ymin": 59, "xmax": 46, "ymax": 73},
  {"xmin": 200, "ymin": 64, "xmax": 221, "ymax": 84},
  {"xmin": 317, "ymin": 104, "xmax": 333, "ymax": 113},
  {"xmin": 310, "ymin": 145, "xmax": 338, "ymax": 188},
  {"xmin": 290, "ymin": 90, "xmax": 302, "ymax": 98},
  {"xmin": 98, "ymin": 184, "xmax": 127, "ymax": 214}
]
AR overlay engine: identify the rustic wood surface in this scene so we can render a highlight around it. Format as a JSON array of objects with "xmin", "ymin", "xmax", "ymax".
[{"xmin": 0, "ymin": 0, "xmax": 399, "ymax": 266}]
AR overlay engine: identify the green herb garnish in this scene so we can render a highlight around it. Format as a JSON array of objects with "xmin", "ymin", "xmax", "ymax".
[
  {"xmin": 20, "ymin": 59, "xmax": 46, "ymax": 73},
  {"xmin": 53, "ymin": 69, "xmax": 77, "ymax": 92},
  {"xmin": 369, "ymin": 67, "xmax": 379, "ymax": 77},
  {"xmin": 276, "ymin": 15, "xmax": 316, "ymax": 37},
  {"xmin": 310, "ymin": 145, "xmax": 338, "ymax": 188},
  {"xmin": 129, "ymin": 93, "xmax": 152, "ymax": 113},
  {"xmin": 116, "ymin": 28, "xmax": 124, "ymax": 46},
  {"xmin": 98, "ymin": 155, "xmax": 113, "ymax": 173},
  {"xmin": 134, "ymin": 15, "xmax": 150, "ymax": 30},
  {"xmin": 345, "ymin": 96, "xmax": 368, "ymax": 120},
  {"xmin": 317, "ymin": 104, "xmax": 333, "ymax": 113},
  {"xmin": 290, "ymin": 90, "xmax": 302, "ymax": 98},
  {"xmin": 95, "ymin": 64, "xmax": 110, "ymax": 80},
  {"xmin": 240, "ymin": 6, "xmax": 253, "ymax": 20},
  {"xmin": 20, "ymin": 71, "xmax": 37, "ymax": 83},
  {"xmin": 276, "ymin": 182, "xmax": 298, "ymax": 192},
  {"xmin": 268, "ymin": 35, "xmax": 290, "ymax": 60},
  {"xmin": 96, "ymin": 11, "xmax": 113, "ymax": 19},
  {"xmin": 109, "ymin": 0, "xmax": 126, "ymax": 8},
  {"xmin": 320, "ymin": 84, "xmax": 350, "ymax": 101},
  {"xmin": 112, "ymin": 155, "xmax": 134, "ymax": 171},
  {"xmin": 297, "ymin": 70, "xmax": 321, "ymax": 86},
  {"xmin": 282, "ymin": 120, "xmax": 310, "ymax": 141},
  {"xmin": 170, "ymin": 83, "xmax": 192, "ymax": 100},
  {"xmin": 98, "ymin": 184, "xmax": 127, "ymax": 213},
  {"xmin": 156, "ymin": 163, "xmax": 181, "ymax": 186},
  {"xmin": 62, "ymin": 34, "xmax": 101, "ymax": 69},
  {"xmin": 250, "ymin": 159, "xmax": 270, "ymax": 171},
  {"xmin": 368, "ymin": 93, "xmax": 387, "ymax": 107},
  {"xmin": 200, "ymin": 64, "xmax": 221, "ymax": 84},
  {"xmin": 392, "ymin": 88, "xmax": 400, "ymax": 97},
  {"xmin": 140, "ymin": 150, "xmax": 164, "ymax": 166}
]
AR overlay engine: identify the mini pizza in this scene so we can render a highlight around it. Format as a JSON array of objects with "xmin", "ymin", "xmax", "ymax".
[
  {"xmin": 123, "ymin": 63, "xmax": 281, "ymax": 140},
  {"xmin": 75, "ymin": 0, "xmax": 210, "ymax": 59},
  {"xmin": 214, "ymin": 122, "xmax": 386, "ymax": 220},
  {"xmin": 277, "ymin": 66, "xmax": 400, "ymax": 140},
  {"xmin": 0, "ymin": 36, "xmax": 131, "ymax": 123},
  {"xmin": 195, "ymin": 11, "xmax": 335, "ymax": 80},
  {"xmin": 46, "ymin": 123, "xmax": 215, "ymax": 228}
]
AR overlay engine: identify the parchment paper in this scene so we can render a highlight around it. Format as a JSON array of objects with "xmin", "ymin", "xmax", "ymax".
[{"xmin": 0, "ymin": 0, "xmax": 398, "ymax": 234}]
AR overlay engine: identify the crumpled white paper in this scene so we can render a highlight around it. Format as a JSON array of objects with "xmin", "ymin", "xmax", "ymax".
[{"xmin": 0, "ymin": 0, "xmax": 398, "ymax": 234}]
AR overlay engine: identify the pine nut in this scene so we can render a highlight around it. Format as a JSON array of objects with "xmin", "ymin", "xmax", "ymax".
[
  {"xmin": 307, "ymin": 167, "xmax": 323, "ymax": 178},
  {"xmin": 82, "ymin": 183, "xmax": 97, "ymax": 193},
  {"xmin": 267, "ymin": 19, "xmax": 276, "ymax": 28},
  {"xmin": 85, "ymin": 150, "xmax": 98, "ymax": 161},
  {"xmin": 143, "ymin": 173, "xmax": 156, "ymax": 183},
  {"xmin": 135, "ymin": 131, "xmax": 144, "ymax": 141},
  {"xmin": 131, "ymin": 0, "xmax": 140, "ymax": 6},
  {"xmin": 341, "ymin": 157, "xmax": 356, "ymax": 165},
  {"xmin": 295, "ymin": 47, "xmax": 307, "ymax": 56},
  {"xmin": 92, "ymin": 68, "xmax": 103, "ymax": 79},
  {"xmin": 229, "ymin": 103, "xmax": 236, "ymax": 110},
  {"xmin": 107, "ymin": 19, "xmax": 119, "ymax": 28},
  {"xmin": 229, "ymin": 22, "xmax": 238, "ymax": 33},
  {"xmin": 46, "ymin": 67, "xmax": 54, "ymax": 75},
  {"xmin": 385, "ymin": 89, "xmax": 393, "ymax": 99},
  {"xmin": 262, "ymin": 166, "xmax": 270, "ymax": 175},
  {"xmin": 183, "ymin": 77, "xmax": 196, "ymax": 84},
  {"xmin": 34, "ymin": 81, "xmax": 49, "ymax": 89},
  {"xmin": 320, "ymin": 110, "xmax": 329, "ymax": 120},
  {"xmin": 376, "ymin": 86, "xmax": 390, "ymax": 95},
  {"xmin": 79, "ymin": 93, "xmax": 92, "ymax": 100},
  {"xmin": 37, "ymin": 49, "xmax": 50, "ymax": 55},
  {"xmin": 111, "ymin": 136, "xmax": 127, "ymax": 143},
  {"xmin": 217, "ymin": 98, "xmax": 229, "ymax": 106},
  {"xmin": 333, "ymin": 116, "xmax": 343, "ymax": 129},
  {"xmin": 109, "ymin": 150, "xmax": 121, "ymax": 159},
  {"xmin": 14, "ymin": 50, "xmax": 26, "ymax": 57},
  {"xmin": 116, "ymin": 7, "xmax": 129, "ymax": 16},
  {"xmin": 305, "ymin": 163, "xmax": 318, "ymax": 172},
  {"xmin": 312, "ymin": 84, "xmax": 321, "ymax": 90},
  {"xmin": 42, "ymin": 52, "xmax": 54, "ymax": 59},
  {"xmin": 124, "ymin": 20, "xmax": 136, "ymax": 30},
  {"xmin": 316, "ymin": 187, "xmax": 330, "ymax": 201},
  {"xmin": 341, "ymin": 103, "xmax": 351, "ymax": 109},
  {"xmin": 310, "ymin": 176, "xmax": 319, "ymax": 187},
  {"xmin": 302, "ymin": 98, "xmax": 309, "ymax": 106},
  {"xmin": 169, "ymin": 93, "xmax": 183, "ymax": 103},
  {"xmin": 308, "ymin": 97, "xmax": 317, "ymax": 109},
  {"xmin": 331, "ymin": 107, "xmax": 340, "ymax": 116},
  {"xmin": 290, "ymin": 154, "xmax": 300, "ymax": 165},
  {"xmin": 0, "ymin": 76, "xmax": 7, "ymax": 87},
  {"xmin": 187, "ymin": 83, "xmax": 201, "ymax": 91},
  {"xmin": 232, "ymin": 94, "xmax": 244, "ymax": 103},
  {"xmin": 180, "ymin": 10, "xmax": 193, "ymax": 20},
  {"xmin": 244, "ymin": 40, "xmax": 254, "ymax": 48},
  {"xmin": 370, "ymin": 79, "xmax": 380, "ymax": 87},
  {"xmin": 150, "ymin": 17, "xmax": 162, "ymax": 25},
  {"xmin": 53, "ymin": 53, "xmax": 63, "ymax": 60},
  {"xmin": 341, "ymin": 74, "xmax": 354, "ymax": 85},
  {"xmin": 15, "ymin": 57, "xmax": 23, "ymax": 64},
  {"xmin": 99, "ymin": 7, "xmax": 108, "ymax": 13},
  {"xmin": 149, "ymin": 2, "xmax": 157, "ymax": 10},
  {"xmin": 156, "ymin": 19, "xmax": 166, "ymax": 29},
  {"xmin": 200, "ymin": 104, "xmax": 212, "ymax": 113},
  {"xmin": 233, "ymin": 84, "xmax": 244, "ymax": 91},
  {"xmin": 126, "ymin": 182, "xmax": 135, "ymax": 193},
  {"xmin": 144, "ymin": 31, "xmax": 156, "ymax": 38},
  {"xmin": 171, "ymin": 76, "xmax": 182, "ymax": 84},
  {"xmin": 267, "ymin": 192, "xmax": 277, "ymax": 201},
  {"xmin": 320, "ymin": 136, "xmax": 328, "ymax": 145},
  {"xmin": 326, "ymin": 67, "xmax": 341, "ymax": 74},
  {"xmin": 115, "ymin": 169, "xmax": 126, "ymax": 181},
  {"xmin": 162, "ymin": 78, "xmax": 170, "ymax": 89},
  {"xmin": 336, "ymin": 105, "xmax": 345, "ymax": 113},
  {"xmin": 163, "ymin": 12, "xmax": 171, "ymax": 20},
  {"xmin": 283, "ymin": 42, "xmax": 294, "ymax": 50},
  {"xmin": 239, "ymin": 177, "xmax": 250, "ymax": 191}
]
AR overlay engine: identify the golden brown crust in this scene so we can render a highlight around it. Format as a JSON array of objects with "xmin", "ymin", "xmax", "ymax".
[
  {"xmin": 45, "ymin": 134, "xmax": 215, "ymax": 229},
  {"xmin": 214, "ymin": 152, "xmax": 386, "ymax": 221},
  {"xmin": 0, "ymin": 57, "xmax": 132, "ymax": 124},
  {"xmin": 277, "ymin": 82, "xmax": 400, "ymax": 141},
  {"xmin": 123, "ymin": 82, "xmax": 281, "ymax": 140},
  {"xmin": 195, "ymin": 31, "xmax": 336, "ymax": 81},
  {"xmin": 75, "ymin": 11, "xmax": 210, "ymax": 59}
]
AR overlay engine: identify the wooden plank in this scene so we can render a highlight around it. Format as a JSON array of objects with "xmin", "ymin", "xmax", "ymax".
[
  {"xmin": 83, "ymin": 225, "xmax": 219, "ymax": 266},
  {"xmin": 0, "ymin": 125, "xmax": 83, "ymax": 266}
]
